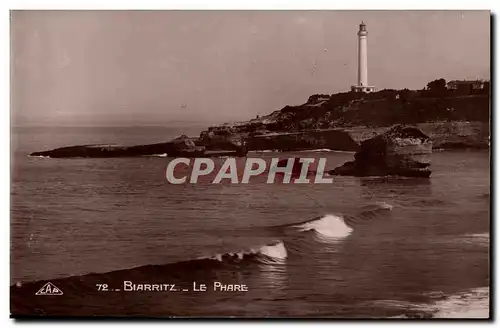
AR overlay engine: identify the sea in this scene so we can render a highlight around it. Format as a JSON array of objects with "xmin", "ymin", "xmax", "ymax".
[{"xmin": 10, "ymin": 126, "xmax": 490, "ymax": 318}]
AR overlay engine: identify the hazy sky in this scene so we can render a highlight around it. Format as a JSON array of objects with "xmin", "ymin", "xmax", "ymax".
[{"xmin": 11, "ymin": 10, "xmax": 490, "ymax": 126}]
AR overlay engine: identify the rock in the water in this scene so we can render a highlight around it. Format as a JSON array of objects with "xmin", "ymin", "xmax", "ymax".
[
  {"xmin": 30, "ymin": 141, "xmax": 204, "ymax": 158},
  {"xmin": 171, "ymin": 135, "xmax": 206, "ymax": 155},
  {"xmin": 329, "ymin": 125, "xmax": 432, "ymax": 178},
  {"xmin": 29, "ymin": 134, "xmax": 248, "ymax": 158},
  {"xmin": 198, "ymin": 131, "xmax": 247, "ymax": 155}
]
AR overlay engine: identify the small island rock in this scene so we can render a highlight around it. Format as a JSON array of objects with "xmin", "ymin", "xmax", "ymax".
[{"xmin": 329, "ymin": 125, "xmax": 432, "ymax": 178}]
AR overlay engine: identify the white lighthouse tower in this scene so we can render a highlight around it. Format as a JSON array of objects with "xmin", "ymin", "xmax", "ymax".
[{"xmin": 351, "ymin": 21, "xmax": 376, "ymax": 93}]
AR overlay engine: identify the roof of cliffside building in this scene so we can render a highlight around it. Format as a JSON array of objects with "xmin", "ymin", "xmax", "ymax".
[{"xmin": 446, "ymin": 79, "xmax": 489, "ymax": 89}]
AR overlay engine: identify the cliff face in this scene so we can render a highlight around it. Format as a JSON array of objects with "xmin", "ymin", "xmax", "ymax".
[
  {"xmin": 247, "ymin": 129, "xmax": 358, "ymax": 151},
  {"xmin": 346, "ymin": 122, "xmax": 490, "ymax": 150},
  {"xmin": 417, "ymin": 122, "xmax": 490, "ymax": 149},
  {"xmin": 199, "ymin": 92, "xmax": 489, "ymax": 151}
]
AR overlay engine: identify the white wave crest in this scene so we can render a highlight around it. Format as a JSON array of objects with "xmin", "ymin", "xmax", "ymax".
[
  {"xmin": 298, "ymin": 148, "xmax": 333, "ymax": 152},
  {"xmin": 148, "ymin": 153, "xmax": 168, "ymax": 157},
  {"xmin": 430, "ymin": 233, "xmax": 489, "ymax": 248},
  {"xmin": 382, "ymin": 287, "xmax": 490, "ymax": 318},
  {"xmin": 293, "ymin": 214, "xmax": 353, "ymax": 240},
  {"xmin": 460, "ymin": 233, "xmax": 490, "ymax": 247},
  {"xmin": 258, "ymin": 241, "xmax": 287, "ymax": 261},
  {"xmin": 208, "ymin": 241, "xmax": 287, "ymax": 264},
  {"xmin": 433, "ymin": 287, "xmax": 489, "ymax": 318},
  {"xmin": 28, "ymin": 155, "xmax": 50, "ymax": 158},
  {"xmin": 298, "ymin": 149, "xmax": 356, "ymax": 153},
  {"xmin": 248, "ymin": 150, "xmax": 276, "ymax": 153},
  {"xmin": 375, "ymin": 201, "xmax": 394, "ymax": 211}
]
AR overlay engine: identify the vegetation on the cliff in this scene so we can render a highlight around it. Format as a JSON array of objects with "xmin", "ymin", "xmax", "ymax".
[
  {"xmin": 198, "ymin": 78, "xmax": 489, "ymax": 151},
  {"xmin": 279, "ymin": 78, "xmax": 489, "ymax": 130},
  {"xmin": 203, "ymin": 78, "xmax": 490, "ymax": 137}
]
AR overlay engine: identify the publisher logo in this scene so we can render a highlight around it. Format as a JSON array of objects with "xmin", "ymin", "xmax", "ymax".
[{"xmin": 35, "ymin": 282, "xmax": 63, "ymax": 296}]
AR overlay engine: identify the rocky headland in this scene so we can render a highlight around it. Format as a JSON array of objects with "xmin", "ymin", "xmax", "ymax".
[
  {"xmin": 198, "ymin": 88, "xmax": 489, "ymax": 153},
  {"xmin": 31, "ymin": 81, "xmax": 490, "ymax": 165},
  {"xmin": 31, "ymin": 135, "xmax": 245, "ymax": 158}
]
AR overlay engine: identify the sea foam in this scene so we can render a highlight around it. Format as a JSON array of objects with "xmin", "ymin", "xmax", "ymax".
[{"xmin": 293, "ymin": 214, "xmax": 353, "ymax": 239}]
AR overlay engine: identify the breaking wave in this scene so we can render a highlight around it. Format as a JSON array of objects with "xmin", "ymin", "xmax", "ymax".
[
  {"xmin": 248, "ymin": 150, "xmax": 276, "ymax": 153},
  {"xmin": 287, "ymin": 202, "xmax": 393, "ymax": 242},
  {"xmin": 14, "ymin": 198, "xmax": 486, "ymax": 318},
  {"xmin": 299, "ymin": 148, "xmax": 333, "ymax": 152},
  {"xmin": 202, "ymin": 241, "xmax": 287, "ymax": 265},
  {"xmin": 432, "ymin": 287, "xmax": 489, "ymax": 318},
  {"xmin": 360, "ymin": 201, "xmax": 394, "ymax": 212},
  {"xmin": 298, "ymin": 149, "xmax": 355, "ymax": 153},
  {"xmin": 292, "ymin": 214, "xmax": 353, "ymax": 241},
  {"xmin": 340, "ymin": 202, "xmax": 394, "ymax": 228},
  {"xmin": 384, "ymin": 287, "xmax": 489, "ymax": 318},
  {"xmin": 147, "ymin": 153, "xmax": 168, "ymax": 157},
  {"xmin": 14, "ymin": 202, "xmax": 394, "ymax": 288},
  {"xmin": 458, "ymin": 233, "xmax": 490, "ymax": 247},
  {"xmin": 427, "ymin": 232, "xmax": 489, "ymax": 249},
  {"xmin": 27, "ymin": 155, "xmax": 50, "ymax": 159}
]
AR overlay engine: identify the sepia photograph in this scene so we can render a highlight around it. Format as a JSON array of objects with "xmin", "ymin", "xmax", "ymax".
[{"xmin": 9, "ymin": 9, "xmax": 490, "ymax": 319}]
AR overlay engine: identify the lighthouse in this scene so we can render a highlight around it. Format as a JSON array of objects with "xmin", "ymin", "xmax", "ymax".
[{"xmin": 351, "ymin": 21, "xmax": 376, "ymax": 93}]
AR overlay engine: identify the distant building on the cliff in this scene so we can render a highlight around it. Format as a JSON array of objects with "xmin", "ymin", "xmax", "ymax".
[
  {"xmin": 446, "ymin": 79, "xmax": 489, "ymax": 94},
  {"xmin": 351, "ymin": 22, "xmax": 376, "ymax": 93}
]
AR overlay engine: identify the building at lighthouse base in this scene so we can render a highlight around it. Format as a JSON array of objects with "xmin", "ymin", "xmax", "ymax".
[{"xmin": 351, "ymin": 85, "xmax": 377, "ymax": 93}]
